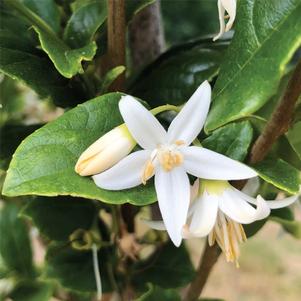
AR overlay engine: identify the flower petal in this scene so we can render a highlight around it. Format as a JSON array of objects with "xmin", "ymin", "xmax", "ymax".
[
  {"xmin": 119, "ymin": 95, "xmax": 167, "ymax": 149},
  {"xmin": 182, "ymin": 146, "xmax": 257, "ymax": 180},
  {"xmin": 189, "ymin": 192, "xmax": 219, "ymax": 237},
  {"xmin": 155, "ymin": 167, "xmax": 190, "ymax": 247},
  {"xmin": 213, "ymin": 0, "xmax": 226, "ymax": 41},
  {"xmin": 221, "ymin": 0, "xmax": 237, "ymax": 32},
  {"xmin": 167, "ymin": 81, "xmax": 211, "ymax": 145},
  {"xmin": 219, "ymin": 189, "xmax": 270, "ymax": 224},
  {"xmin": 93, "ymin": 150, "xmax": 151, "ymax": 190}
]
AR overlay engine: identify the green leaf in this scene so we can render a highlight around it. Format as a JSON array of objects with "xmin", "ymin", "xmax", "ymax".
[
  {"xmin": 131, "ymin": 242, "xmax": 195, "ymax": 291},
  {"xmin": 9, "ymin": 280, "xmax": 53, "ymax": 301},
  {"xmin": 0, "ymin": 204, "xmax": 35, "ymax": 277},
  {"xmin": 131, "ymin": 38, "xmax": 228, "ymax": 107},
  {"xmin": 21, "ymin": 0, "xmax": 61, "ymax": 33},
  {"xmin": 270, "ymin": 207, "xmax": 301, "ymax": 238},
  {"xmin": 243, "ymin": 219, "xmax": 267, "ymax": 238},
  {"xmin": 126, "ymin": 0, "xmax": 156, "ymax": 23},
  {"xmin": 22, "ymin": 196, "xmax": 96, "ymax": 241},
  {"xmin": 287, "ymin": 121, "xmax": 301, "ymax": 160},
  {"xmin": 2, "ymin": 93, "xmax": 156, "ymax": 206},
  {"xmin": 100, "ymin": 65, "xmax": 126, "ymax": 94},
  {"xmin": 135, "ymin": 284, "xmax": 181, "ymax": 301},
  {"xmin": 202, "ymin": 121, "xmax": 253, "ymax": 161},
  {"xmin": 205, "ymin": 0, "xmax": 301, "ymax": 131},
  {"xmin": 253, "ymin": 158, "xmax": 301, "ymax": 194},
  {"xmin": 64, "ymin": 0, "xmax": 107, "ymax": 48},
  {"xmin": 7, "ymin": 0, "xmax": 96, "ymax": 78},
  {"xmin": 45, "ymin": 243, "xmax": 113, "ymax": 292}
]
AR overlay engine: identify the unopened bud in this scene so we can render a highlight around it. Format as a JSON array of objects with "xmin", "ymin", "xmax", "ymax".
[{"xmin": 75, "ymin": 124, "xmax": 136, "ymax": 176}]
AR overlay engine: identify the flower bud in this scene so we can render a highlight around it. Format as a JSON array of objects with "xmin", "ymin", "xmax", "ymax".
[{"xmin": 75, "ymin": 124, "xmax": 136, "ymax": 176}]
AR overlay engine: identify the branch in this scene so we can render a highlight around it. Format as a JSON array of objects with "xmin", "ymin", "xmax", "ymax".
[
  {"xmin": 184, "ymin": 243, "xmax": 221, "ymax": 301},
  {"xmin": 129, "ymin": 0, "xmax": 165, "ymax": 70},
  {"xmin": 107, "ymin": 0, "xmax": 126, "ymax": 91},
  {"xmin": 250, "ymin": 59, "xmax": 301, "ymax": 164}
]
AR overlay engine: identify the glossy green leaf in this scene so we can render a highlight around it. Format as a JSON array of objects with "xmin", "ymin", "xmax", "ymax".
[
  {"xmin": 205, "ymin": 0, "xmax": 301, "ymax": 131},
  {"xmin": 131, "ymin": 242, "xmax": 195, "ymax": 291},
  {"xmin": 287, "ymin": 121, "xmax": 301, "ymax": 160},
  {"xmin": 202, "ymin": 121, "xmax": 253, "ymax": 161},
  {"xmin": 100, "ymin": 65, "xmax": 126, "ymax": 94},
  {"xmin": 131, "ymin": 38, "xmax": 228, "ymax": 107},
  {"xmin": 21, "ymin": 0, "xmax": 60, "ymax": 33},
  {"xmin": 9, "ymin": 280, "xmax": 53, "ymax": 301},
  {"xmin": 7, "ymin": 0, "xmax": 96, "ymax": 78},
  {"xmin": 2, "ymin": 93, "xmax": 156, "ymax": 206},
  {"xmin": 22, "ymin": 196, "xmax": 96, "ymax": 241},
  {"xmin": 253, "ymin": 158, "xmax": 300, "ymax": 194},
  {"xmin": 45, "ymin": 243, "xmax": 113, "ymax": 292},
  {"xmin": 0, "ymin": 204, "xmax": 35, "ymax": 277},
  {"xmin": 64, "ymin": 0, "xmax": 107, "ymax": 48},
  {"xmin": 135, "ymin": 284, "xmax": 181, "ymax": 301}
]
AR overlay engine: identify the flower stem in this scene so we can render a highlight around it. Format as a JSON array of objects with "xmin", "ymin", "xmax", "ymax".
[
  {"xmin": 150, "ymin": 104, "xmax": 180, "ymax": 115},
  {"xmin": 92, "ymin": 244, "xmax": 102, "ymax": 300}
]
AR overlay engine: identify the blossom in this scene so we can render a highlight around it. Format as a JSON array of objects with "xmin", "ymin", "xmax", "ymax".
[
  {"xmin": 214, "ymin": 0, "xmax": 237, "ymax": 41},
  {"xmin": 93, "ymin": 81, "xmax": 257, "ymax": 246},
  {"xmin": 183, "ymin": 179, "xmax": 299, "ymax": 265},
  {"xmin": 75, "ymin": 124, "xmax": 136, "ymax": 176}
]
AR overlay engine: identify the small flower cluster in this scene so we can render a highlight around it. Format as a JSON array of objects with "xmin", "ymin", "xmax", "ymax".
[{"xmin": 75, "ymin": 81, "xmax": 298, "ymax": 264}]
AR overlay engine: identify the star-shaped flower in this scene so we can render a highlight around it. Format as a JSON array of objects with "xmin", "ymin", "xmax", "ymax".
[{"xmin": 93, "ymin": 81, "xmax": 257, "ymax": 246}]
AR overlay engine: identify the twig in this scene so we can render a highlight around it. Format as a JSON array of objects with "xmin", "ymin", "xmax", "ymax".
[
  {"xmin": 250, "ymin": 59, "xmax": 301, "ymax": 164},
  {"xmin": 129, "ymin": 0, "xmax": 165, "ymax": 71},
  {"xmin": 184, "ymin": 243, "xmax": 221, "ymax": 301},
  {"xmin": 107, "ymin": 0, "xmax": 126, "ymax": 91}
]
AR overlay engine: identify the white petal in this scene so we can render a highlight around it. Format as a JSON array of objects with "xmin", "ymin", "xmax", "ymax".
[
  {"xmin": 221, "ymin": 0, "xmax": 237, "ymax": 32},
  {"xmin": 189, "ymin": 192, "xmax": 219, "ymax": 237},
  {"xmin": 219, "ymin": 190, "xmax": 270, "ymax": 224},
  {"xmin": 167, "ymin": 81, "xmax": 211, "ymax": 145},
  {"xmin": 182, "ymin": 146, "xmax": 257, "ymax": 180},
  {"xmin": 155, "ymin": 167, "xmax": 190, "ymax": 247},
  {"xmin": 119, "ymin": 96, "xmax": 167, "ymax": 149},
  {"xmin": 142, "ymin": 219, "xmax": 166, "ymax": 231},
  {"xmin": 93, "ymin": 150, "xmax": 151, "ymax": 190},
  {"xmin": 241, "ymin": 177, "xmax": 260, "ymax": 196},
  {"xmin": 213, "ymin": 0, "xmax": 226, "ymax": 41}
]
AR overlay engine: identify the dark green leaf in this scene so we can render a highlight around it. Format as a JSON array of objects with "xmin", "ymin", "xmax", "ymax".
[
  {"xmin": 100, "ymin": 65, "xmax": 126, "ymax": 94},
  {"xmin": 9, "ymin": 280, "xmax": 53, "ymax": 301},
  {"xmin": 131, "ymin": 39, "xmax": 228, "ymax": 107},
  {"xmin": 205, "ymin": 0, "xmax": 301, "ymax": 131},
  {"xmin": 202, "ymin": 121, "xmax": 253, "ymax": 161},
  {"xmin": 126, "ymin": 0, "xmax": 156, "ymax": 23},
  {"xmin": 64, "ymin": 0, "xmax": 107, "ymax": 48},
  {"xmin": 7, "ymin": 0, "xmax": 96, "ymax": 78},
  {"xmin": 253, "ymin": 158, "xmax": 300, "ymax": 194},
  {"xmin": 132, "ymin": 242, "xmax": 195, "ymax": 291},
  {"xmin": 287, "ymin": 121, "xmax": 301, "ymax": 160},
  {"xmin": 135, "ymin": 284, "xmax": 181, "ymax": 301},
  {"xmin": 21, "ymin": 0, "xmax": 61, "ymax": 33},
  {"xmin": 45, "ymin": 243, "xmax": 113, "ymax": 292},
  {"xmin": 0, "ymin": 204, "xmax": 35, "ymax": 277},
  {"xmin": 2, "ymin": 93, "xmax": 156, "ymax": 206},
  {"xmin": 270, "ymin": 207, "xmax": 301, "ymax": 238},
  {"xmin": 22, "ymin": 196, "xmax": 96, "ymax": 241},
  {"xmin": 244, "ymin": 219, "xmax": 267, "ymax": 238}
]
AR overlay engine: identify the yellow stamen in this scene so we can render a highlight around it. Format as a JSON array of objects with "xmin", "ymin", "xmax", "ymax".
[
  {"xmin": 142, "ymin": 160, "xmax": 154, "ymax": 185},
  {"xmin": 175, "ymin": 140, "xmax": 185, "ymax": 146}
]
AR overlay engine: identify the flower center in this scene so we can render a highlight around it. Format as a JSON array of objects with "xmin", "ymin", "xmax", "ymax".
[
  {"xmin": 141, "ymin": 140, "xmax": 185, "ymax": 184},
  {"xmin": 208, "ymin": 211, "xmax": 247, "ymax": 267}
]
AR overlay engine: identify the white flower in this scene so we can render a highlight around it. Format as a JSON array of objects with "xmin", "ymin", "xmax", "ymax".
[
  {"xmin": 75, "ymin": 124, "xmax": 136, "ymax": 176},
  {"xmin": 183, "ymin": 179, "xmax": 299, "ymax": 265},
  {"xmin": 214, "ymin": 0, "xmax": 237, "ymax": 41},
  {"xmin": 93, "ymin": 81, "xmax": 257, "ymax": 246}
]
